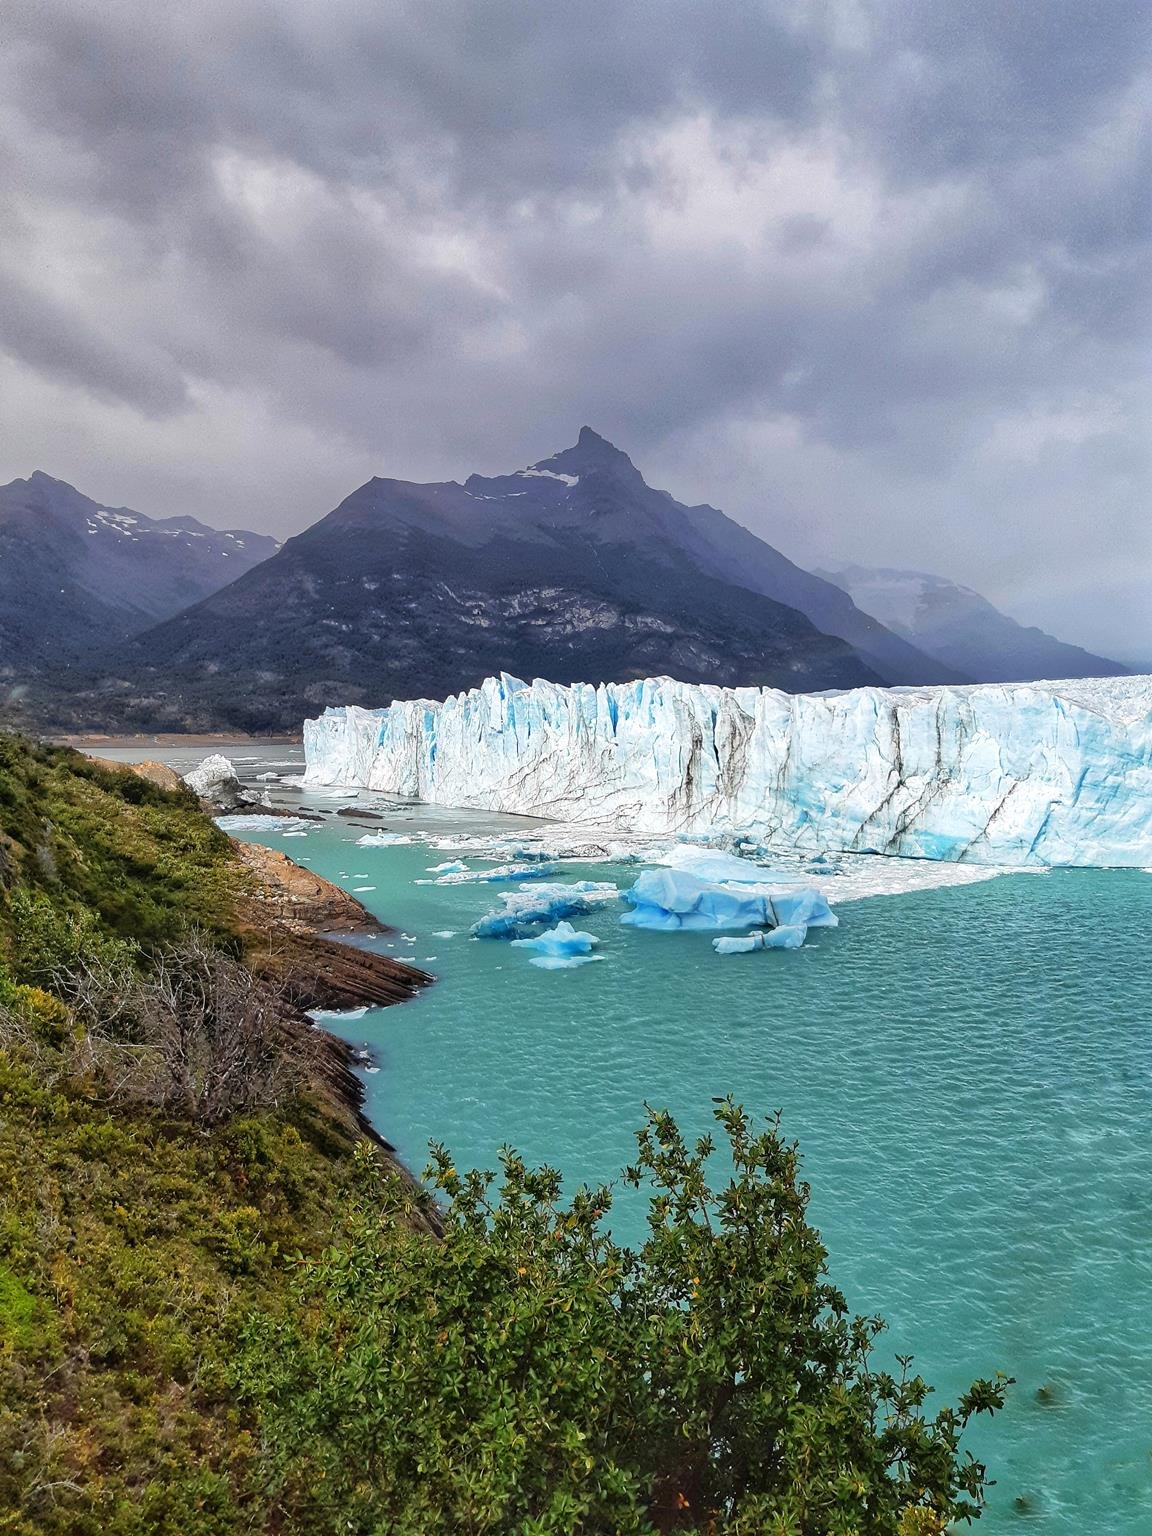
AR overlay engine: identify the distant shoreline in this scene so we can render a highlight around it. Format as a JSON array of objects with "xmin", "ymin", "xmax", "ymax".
[{"xmin": 53, "ymin": 731, "xmax": 303, "ymax": 747}]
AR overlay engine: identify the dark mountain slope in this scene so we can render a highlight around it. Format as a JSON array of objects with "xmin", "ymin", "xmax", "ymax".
[
  {"xmin": 96, "ymin": 430, "xmax": 890, "ymax": 731},
  {"xmin": 0, "ymin": 471, "xmax": 279, "ymax": 673},
  {"xmin": 819, "ymin": 563, "xmax": 1129, "ymax": 683}
]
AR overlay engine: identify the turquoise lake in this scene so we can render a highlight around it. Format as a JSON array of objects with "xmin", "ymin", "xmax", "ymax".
[{"xmin": 99, "ymin": 743, "xmax": 1152, "ymax": 1531}]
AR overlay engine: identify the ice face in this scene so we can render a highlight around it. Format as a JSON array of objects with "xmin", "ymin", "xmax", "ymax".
[{"xmin": 304, "ymin": 672, "xmax": 1152, "ymax": 867}]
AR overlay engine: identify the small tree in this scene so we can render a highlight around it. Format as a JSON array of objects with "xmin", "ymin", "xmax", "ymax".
[{"xmin": 237, "ymin": 1101, "xmax": 1009, "ymax": 1534}]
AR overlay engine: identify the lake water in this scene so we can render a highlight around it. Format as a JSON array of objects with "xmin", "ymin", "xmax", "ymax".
[{"xmin": 96, "ymin": 741, "xmax": 1152, "ymax": 1531}]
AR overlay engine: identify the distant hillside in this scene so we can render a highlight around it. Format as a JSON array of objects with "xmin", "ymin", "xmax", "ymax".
[
  {"xmin": 0, "ymin": 471, "xmax": 279, "ymax": 675},
  {"xmin": 62, "ymin": 429, "xmax": 962, "ymax": 732},
  {"xmin": 818, "ymin": 563, "xmax": 1129, "ymax": 683}
]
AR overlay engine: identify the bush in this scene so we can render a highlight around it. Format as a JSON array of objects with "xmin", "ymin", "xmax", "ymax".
[
  {"xmin": 236, "ymin": 1102, "xmax": 1009, "ymax": 1535},
  {"xmin": 54, "ymin": 934, "xmax": 314, "ymax": 1126}
]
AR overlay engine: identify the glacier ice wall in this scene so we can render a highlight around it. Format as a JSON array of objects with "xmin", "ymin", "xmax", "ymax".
[{"xmin": 303, "ymin": 674, "xmax": 1152, "ymax": 867}]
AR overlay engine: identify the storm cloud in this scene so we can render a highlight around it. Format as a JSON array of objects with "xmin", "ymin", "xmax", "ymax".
[{"xmin": 1, "ymin": 0, "xmax": 1148, "ymax": 659}]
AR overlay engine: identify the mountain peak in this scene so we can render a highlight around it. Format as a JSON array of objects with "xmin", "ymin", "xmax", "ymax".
[{"xmin": 540, "ymin": 426, "xmax": 642, "ymax": 482}]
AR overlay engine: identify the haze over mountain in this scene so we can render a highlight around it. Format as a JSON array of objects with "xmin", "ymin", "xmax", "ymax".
[
  {"xmin": 818, "ymin": 564, "xmax": 1128, "ymax": 685},
  {"xmin": 0, "ymin": 472, "xmax": 279, "ymax": 675}
]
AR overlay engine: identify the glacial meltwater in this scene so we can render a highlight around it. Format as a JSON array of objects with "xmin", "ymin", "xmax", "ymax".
[{"xmin": 103, "ymin": 742, "xmax": 1152, "ymax": 1531}]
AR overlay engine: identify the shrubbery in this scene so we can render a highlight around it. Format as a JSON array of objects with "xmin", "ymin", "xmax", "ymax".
[{"xmin": 237, "ymin": 1101, "xmax": 1009, "ymax": 1535}]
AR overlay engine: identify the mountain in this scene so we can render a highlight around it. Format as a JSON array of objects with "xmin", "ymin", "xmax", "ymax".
[
  {"xmin": 82, "ymin": 428, "xmax": 941, "ymax": 731},
  {"xmin": 0, "ymin": 471, "xmax": 279, "ymax": 674},
  {"xmin": 817, "ymin": 563, "xmax": 1129, "ymax": 683}
]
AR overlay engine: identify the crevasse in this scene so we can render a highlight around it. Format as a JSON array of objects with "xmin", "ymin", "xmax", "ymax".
[{"xmin": 303, "ymin": 673, "xmax": 1152, "ymax": 867}]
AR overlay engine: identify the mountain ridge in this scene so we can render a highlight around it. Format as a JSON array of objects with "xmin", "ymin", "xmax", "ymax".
[
  {"xmin": 818, "ymin": 562, "xmax": 1128, "ymax": 684},
  {"xmin": 0, "ymin": 470, "xmax": 279, "ymax": 675}
]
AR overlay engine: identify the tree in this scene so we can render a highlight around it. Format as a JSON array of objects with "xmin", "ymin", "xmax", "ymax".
[{"xmin": 236, "ymin": 1100, "xmax": 1009, "ymax": 1534}]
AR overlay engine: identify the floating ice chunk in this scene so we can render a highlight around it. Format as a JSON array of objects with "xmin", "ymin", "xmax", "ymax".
[
  {"xmin": 427, "ymin": 860, "xmax": 468, "ymax": 874},
  {"xmin": 255, "ymin": 771, "xmax": 279, "ymax": 782},
  {"xmin": 713, "ymin": 924, "xmax": 809, "ymax": 954},
  {"xmin": 527, "ymin": 953, "xmax": 603, "ymax": 970},
  {"xmin": 281, "ymin": 830, "xmax": 308, "ymax": 838},
  {"xmin": 352, "ymin": 886, "xmax": 376, "ymax": 892},
  {"xmin": 621, "ymin": 869, "xmax": 837, "ymax": 933},
  {"xmin": 215, "ymin": 814, "xmax": 314, "ymax": 832},
  {"xmin": 435, "ymin": 862, "xmax": 559, "ymax": 885},
  {"xmin": 432, "ymin": 929, "xmax": 458, "ymax": 938},
  {"xmin": 511, "ymin": 920, "xmax": 600, "ymax": 958},
  {"xmin": 713, "ymin": 934, "xmax": 761, "ymax": 955},
  {"xmin": 471, "ymin": 881, "xmax": 619, "ymax": 939},
  {"xmin": 357, "ymin": 831, "xmax": 414, "ymax": 846}
]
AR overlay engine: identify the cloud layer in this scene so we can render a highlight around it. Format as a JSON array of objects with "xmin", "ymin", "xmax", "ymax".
[{"xmin": 2, "ymin": 0, "xmax": 1148, "ymax": 659}]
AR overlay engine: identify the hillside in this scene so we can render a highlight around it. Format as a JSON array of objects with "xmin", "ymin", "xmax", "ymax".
[
  {"xmin": 0, "ymin": 471, "xmax": 278, "ymax": 676},
  {"xmin": 0, "ymin": 736, "xmax": 431, "ymax": 1533},
  {"xmin": 819, "ymin": 563, "xmax": 1128, "ymax": 683}
]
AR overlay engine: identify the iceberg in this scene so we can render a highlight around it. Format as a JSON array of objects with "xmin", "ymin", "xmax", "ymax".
[
  {"xmin": 620, "ymin": 868, "xmax": 837, "ymax": 933},
  {"xmin": 508, "ymin": 914, "xmax": 605, "ymax": 968},
  {"xmin": 471, "ymin": 881, "xmax": 619, "ymax": 939},
  {"xmin": 184, "ymin": 753, "xmax": 237, "ymax": 797},
  {"xmin": 304, "ymin": 673, "xmax": 1152, "ymax": 867}
]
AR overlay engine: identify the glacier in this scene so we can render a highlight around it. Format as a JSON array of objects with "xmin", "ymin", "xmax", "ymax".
[{"xmin": 303, "ymin": 673, "xmax": 1152, "ymax": 868}]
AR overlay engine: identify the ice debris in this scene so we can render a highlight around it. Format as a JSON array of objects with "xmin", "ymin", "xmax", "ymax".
[
  {"xmin": 713, "ymin": 926, "xmax": 808, "ymax": 954},
  {"xmin": 215, "ymin": 814, "xmax": 315, "ymax": 832},
  {"xmin": 431, "ymin": 862, "xmax": 559, "ymax": 885},
  {"xmin": 356, "ymin": 831, "xmax": 414, "ymax": 846},
  {"xmin": 471, "ymin": 881, "xmax": 619, "ymax": 939}
]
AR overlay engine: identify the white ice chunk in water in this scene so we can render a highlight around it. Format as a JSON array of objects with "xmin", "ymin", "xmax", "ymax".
[
  {"xmin": 215, "ymin": 814, "xmax": 314, "ymax": 832},
  {"xmin": 357, "ymin": 831, "xmax": 414, "ymax": 846},
  {"xmin": 434, "ymin": 862, "xmax": 558, "ymax": 885},
  {"xmin": 511, "ymin": 920, "xmax": 600, "ymax": 958},
  {"xmin": 713, "ymin": 925, "xmax": 809, "ymax": 954},
  {"xmin": 526, "ymin": 953, "xmax": 603, "ymax": 970},
  {"xmin": 427, "ymin": 860, "xmax": 469, "ymax": 874}
]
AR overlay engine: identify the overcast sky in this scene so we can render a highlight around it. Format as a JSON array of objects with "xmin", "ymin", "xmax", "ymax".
[{"xmin": 2, "ymin": 0, "xmax": 1148, "ymax": 661}]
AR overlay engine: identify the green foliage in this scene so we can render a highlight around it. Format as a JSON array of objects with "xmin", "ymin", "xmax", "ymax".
[
  {"xmin": 0, "ymin": 1052, "xmax": 372, "ymax": 1536},
  {"xmin": 236, "ymin": 1102, "xmax": 1010, "ymax": 1535},
  {"xmin": 0, "ymin": 734, "xmax": 236, "ymax": 969}
]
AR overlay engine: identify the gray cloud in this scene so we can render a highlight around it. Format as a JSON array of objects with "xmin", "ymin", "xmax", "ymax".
[{"xmin": 0, "ymin": 0, "xmax": 1148, "ymax": 660}]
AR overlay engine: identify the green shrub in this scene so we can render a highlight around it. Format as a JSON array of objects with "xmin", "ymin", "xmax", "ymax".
[{"xmin": 236, "ymin": 1102, "xmax": 1010, "ymax": 1535}]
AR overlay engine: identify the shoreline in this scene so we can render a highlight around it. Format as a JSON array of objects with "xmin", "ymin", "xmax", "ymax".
[
  {"xmin": 226, "ymin": 820, "xmax": 437, "ymax": 1211},
  {"xmin": 53, "ymin": 730, "xmax": 303, "ymax": 747}
]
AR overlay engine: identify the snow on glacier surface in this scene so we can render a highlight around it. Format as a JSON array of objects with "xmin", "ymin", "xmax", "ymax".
[{"xmin": 303, "ymin": 673, "xmax": 1152, "ymax": 868}]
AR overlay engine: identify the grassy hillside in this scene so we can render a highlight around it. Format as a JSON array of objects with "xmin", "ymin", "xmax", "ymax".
[{"xmin": 0, "ymin": 736, "xmax": 423, "ymax": 1534}]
